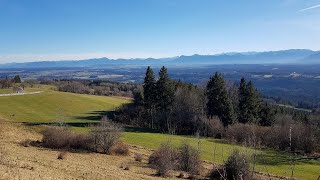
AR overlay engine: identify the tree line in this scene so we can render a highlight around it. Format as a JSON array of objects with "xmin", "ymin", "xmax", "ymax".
[
  {"xmin": 40, "ymin": 79, "xmax": 140, "ymax": 97},
  {"xmin": 115, "ymin": 66, "xmax": 319, "ymax": 153},
  {"xmin": 0, "ymin": 75, "xmax": 22, "ymax": 88},
  {"xmin": 116, "ymin": 66, "xmax": 274, "ymax": 132}
]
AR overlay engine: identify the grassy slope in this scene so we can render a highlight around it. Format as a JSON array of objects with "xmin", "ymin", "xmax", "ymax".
[
  {"xmin": 0, "ymin": 87, "xmax": 319, "ymax": 179},
  {"xmin": 121, "ymin": 132, "xmax": 319, "ymax": 180},
  {"xmin": 0, "ymin": 85, "xmax": 54, "ymax": 94},
  {"xmin": 0, "ymin": 88, "xmax": 127, "ymax": 123},
  {"xmin": 72, "ymin": 126, "xmax": 320, "ymax": 180}
]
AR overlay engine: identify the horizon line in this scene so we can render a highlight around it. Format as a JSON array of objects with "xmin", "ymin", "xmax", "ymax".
[{"xmin": 0, "ymin": 48, "xmax": 318, "ymax": 64}]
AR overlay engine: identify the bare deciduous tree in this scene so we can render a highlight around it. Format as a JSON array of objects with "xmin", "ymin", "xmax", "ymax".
[{"xmin": 90, "ymin": 117, "xmax": 122, "ymax": 154}]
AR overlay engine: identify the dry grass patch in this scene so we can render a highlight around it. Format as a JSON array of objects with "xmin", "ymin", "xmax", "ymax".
[{"xmin": 0, "ymin": 122, "xmax": 168, "ymax": 180}]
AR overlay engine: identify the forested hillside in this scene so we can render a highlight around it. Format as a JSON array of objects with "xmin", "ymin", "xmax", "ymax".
[{"xmin": 115, "ymin": 66, "xmax": 320, "ymax": 154}]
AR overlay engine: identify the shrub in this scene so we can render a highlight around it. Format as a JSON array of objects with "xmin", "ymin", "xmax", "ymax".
[
  {"xmin": 206, "ymin": 117, "xmax": 224, "ymax": 138},
  {"xmin": 177, "ymin": 142, "xmax": 201, "ymax": 175},
  {"xmin": 149, "ymin": 142, "xmax": 177, "ymax": 177},
  {"xmin": 42, "ymin": 126, "xmax": 91, "ymax": 150},
  {"xmin": 134, "ymin": 153, "xmax": 143, "ymax": 162},
  {"xmin": 42, "ymin": 119, "xmax": 124, "ymax": 154},
  {"xmin": 69, "ymin": 133, "xmax": 92, "ymax": 150},
  {"xmin": 20, "ymin": 139, "xmax": 32, "ymax": 147},
  {"xmin": 226, "ymin": 123, "xmax": 271, "ymax": 148},
  {"xmin": 297, "ymin": 124, "xmax": 317, "ymax": 153},
  {"xmin": 42, "ymin": 127, "xmax": 73, "ymax": 149},
  {"xmin": 57, "ymin": 151, "xmax": 67, "ymax": 160},
  {"xmin": 111, "ymin": 141, "xmax": 129, "ymax": 155},
  {"xmin": 210, "ymin": 166, "xmax": 227, "ymax": 180},
  {"xmin": 226, "ymin": 121, "xmax": 318, "ymax": 153},
  {"xmin": 262, "ymin": 118, "xmax": 318, "ymax": 153},
  {"xmin": 225, "ymin": 150, "xmax": 250, "ymax": 180},
  {"xmin": 226, "ymin": 123, "xmax": 252, "ymax": 144},
  {"xmin": 90, "ymin": 119, "xmax": 123, "ymax": 154}
]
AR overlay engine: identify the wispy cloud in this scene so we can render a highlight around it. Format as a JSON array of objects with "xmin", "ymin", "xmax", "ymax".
[{"xmin": 298, "ymin": 4, "xmax": 320, "ymax": 12}]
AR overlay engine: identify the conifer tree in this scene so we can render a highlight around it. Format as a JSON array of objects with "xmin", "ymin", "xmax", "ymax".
[
  {"xmin": 143, "ymin": 66, "xmax": 156, "ymax": 109},
  {"xmin": 156, "ymin": 66, "xmax": 174, "ymax": 110},
  {"xmin": 245, "ymin": 81, "xmax": 261, "ymax": 123},
  {"xmin": 259, "ymin": 103, "xmax": 275, "ymax": 126},
  {"xmin": 238, "ymin": 78, "xmax": 262, "ymax": 124},
  {"xmin": 206, "ymin": 72, "xmax": 235, "ymax": 126},
  {"xmin": 238, "ymin": 77, "xmax": 248, "ymax": 123},
  {"xmin": 133, "ymin": 89, "xmax": 144, "ymax": 106},
  {"xmin": 13, "ymin": 75, "xmax": 21, "ymax": 83}
]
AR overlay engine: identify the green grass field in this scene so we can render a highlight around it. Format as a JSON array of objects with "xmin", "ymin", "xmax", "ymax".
[
  {"xmin": 0, "ymin": 85, "xmax": 55, "ymax": 94},
  {"xmin": 72, "ymin": 125, "xmax": 320, "ymax": 179},
  {"xmin": 0, "ymin": 86, "xmax": 319, "ymax": 180},
  {"xmin": 0, "ymin": 87, "xmax": 127, "ymax": 123},
  {"xmin": 122, "ymin": 131, "xmax": 320, "ymax": 180}
]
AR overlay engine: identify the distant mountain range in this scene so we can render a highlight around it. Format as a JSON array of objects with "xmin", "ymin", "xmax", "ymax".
[{"xmin": 0, "ymin": 49, "xmax": 319, "ymax": 68}]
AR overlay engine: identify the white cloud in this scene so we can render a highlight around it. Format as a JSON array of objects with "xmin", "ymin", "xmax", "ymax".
[{"xmin": 298, "ymin": 4, "xmax": 320, "ymax": 12}]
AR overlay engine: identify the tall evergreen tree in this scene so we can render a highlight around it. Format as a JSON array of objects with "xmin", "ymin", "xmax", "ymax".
[
  {"xmin": 143, "ymin": 66, "xmax": 157, "ymax": 128},
  {"xmin": 245, "ymin": 81, "xmax": 261, "ymax": 123},
  {"xmin": 238, "ymin": 77, "xmax": 248, "ymax": 123},
  {"xmin": 155, "ymin": 66, "xmax": 175, "ymax": 132},
  {"xmin": 259, "ymin": 103, "xmax": 275, "ymax": 126},
  {"xmin": 206, "ymin": 72, "xmax": 235, "ymax": 126},
  {"xmin": 133, "ymin": 89, "xmax": 144, "ymax": 106},
  {"xmin": 143, "ymin": 66, "xmax": 156, "ymax": 109},
  {"xmin": 156, "ymin": 66, "xmax": 174, "ymax": 110},
  {"xmin": 238, "ymin": 78, "xmax": 262, "ymax": 124}
]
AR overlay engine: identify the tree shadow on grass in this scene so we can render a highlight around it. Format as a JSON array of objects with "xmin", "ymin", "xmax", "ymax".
[
  {"xmin": 24, "ymin": 110, "xmax": 160, "ymax": 134},
  {"xmin": 73, "ymin": 110, "xmax": 115, "ymax": 121},
  {"xmin": 255, "ymin": 150, "xmax": 320, "ymax": 166},
  {"xmin": 207, "ymin": 138, "xmax": 232, "ymax": 145},
  {"xmin": 26, "ymin": 110, "xmax": 116, "ymax": 127},
  {"xmin": 124, "ymin": 126, "xmax": 160, "ymax": 133},
  {"xmin": 23, "ymin": 121, "xmax": 99, "ymax": 128}
]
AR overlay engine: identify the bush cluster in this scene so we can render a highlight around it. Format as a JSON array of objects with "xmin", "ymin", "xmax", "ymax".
[
  {"xmin": 41, "ymin": 120, "xmax": 126, "ymax": 154},
  {"xmin": 210, "ymin": 150, "xmax": 250, "ymax": 180},
  {"xmin": 205, "ymin": 117, "xmax": 224, "ymax": 138},
  {"xmin": 225, "ymin": 123, "xmax": 269, "ymax": 147},
  {"xmin": 42, "ymin": 127, "xmax": 91, "ymax": 150},
  {"xmin": 178, "ymin": 142, "xmax": 202, "ymax": 175},
  {"xmin": 225, "ymin": 120, "xmax": 318, "ymax": 153},
  {"xmin": 149, "ymin": 142, "xmax": 177, "ymax": 177},
  {"xmin": 148, "ymin": 141, "xmax": 202, "ymax": 177},
  {"xmin": 225, "ymin": 150, "xmax": 250, "ymax": 180}
]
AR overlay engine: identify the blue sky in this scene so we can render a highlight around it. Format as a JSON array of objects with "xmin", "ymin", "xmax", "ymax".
[{"xmin": 0, "ymin": 0, "xmax": 320, "ymax": 63}]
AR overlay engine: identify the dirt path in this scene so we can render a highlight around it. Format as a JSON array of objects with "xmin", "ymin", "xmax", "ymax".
[{"xmin": 0, "ymin": 91, "xmax": 44, "ymax": 97}]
